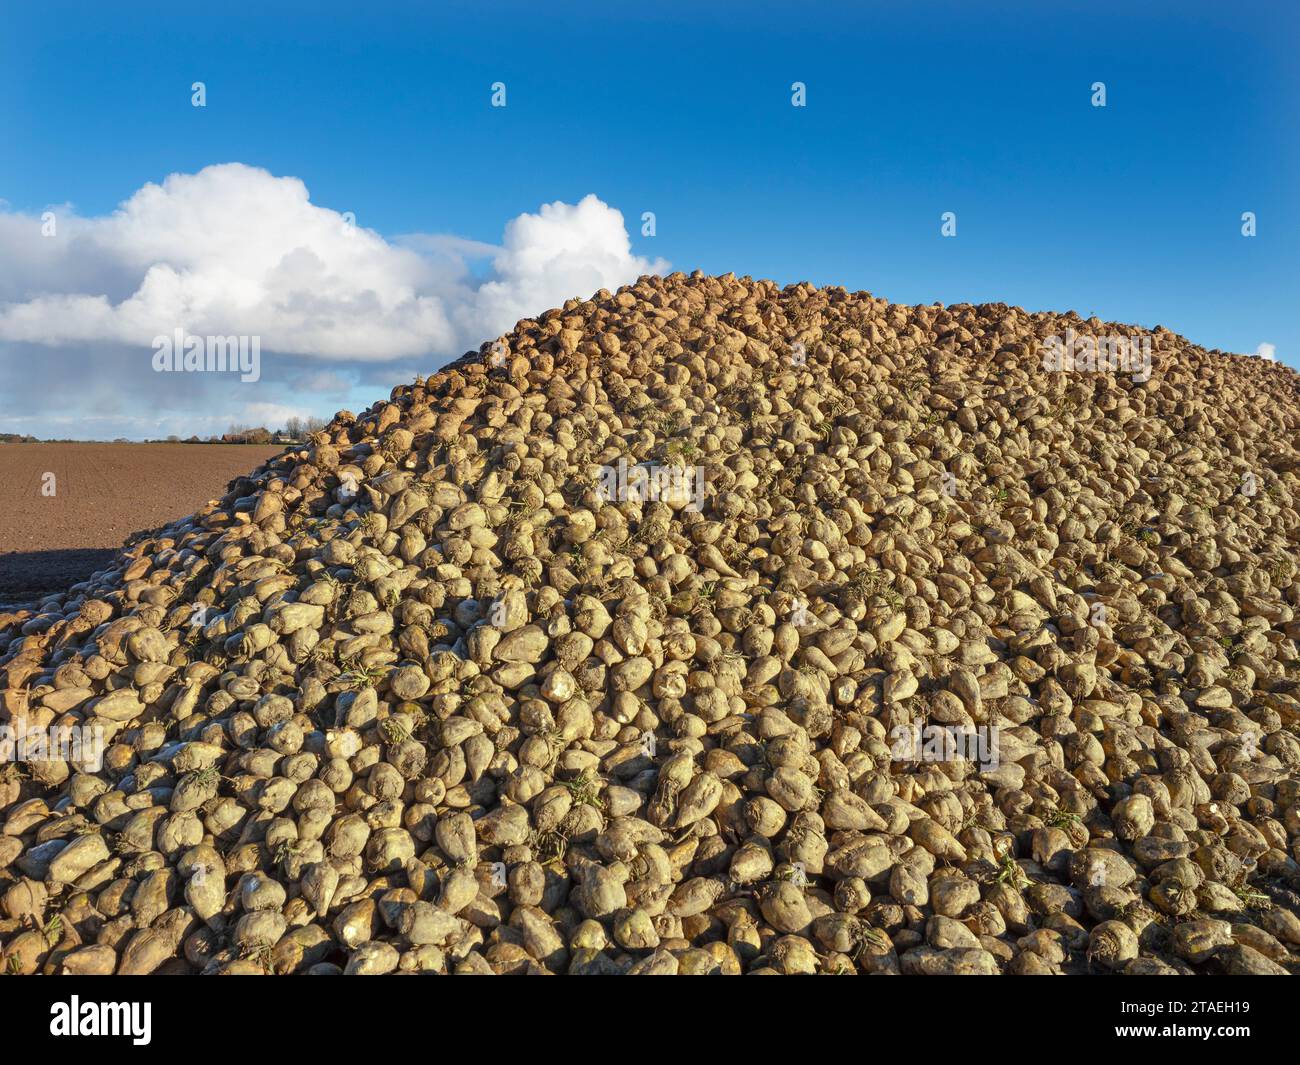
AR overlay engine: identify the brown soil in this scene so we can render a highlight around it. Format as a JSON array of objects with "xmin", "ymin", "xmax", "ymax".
[{"xmin": 0, "ymin": 443, "xmax": 282, "ymax": 605}]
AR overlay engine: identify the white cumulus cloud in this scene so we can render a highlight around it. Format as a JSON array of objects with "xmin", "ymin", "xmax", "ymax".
[
  {"xmin": 0, "ymin": 163, "xmax": 666, "ymax": 360},
  {"xmin": 1255, "ymin": 342, "xmax": 1276, "ymax": 360},
  {"xmin": 0, "ymin": 165, "xmax": 667, "ymax": 439}
]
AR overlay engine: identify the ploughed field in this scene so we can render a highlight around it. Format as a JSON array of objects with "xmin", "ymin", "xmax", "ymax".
[{"xmin": 0, "ymin": 444, "xmax": 283, "ymax": 606}]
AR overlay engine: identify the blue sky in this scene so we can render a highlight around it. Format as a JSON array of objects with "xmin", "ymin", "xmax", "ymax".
[{"xmin": 1, "ymin": 0, "xmax": 1296, "ymax": 438}]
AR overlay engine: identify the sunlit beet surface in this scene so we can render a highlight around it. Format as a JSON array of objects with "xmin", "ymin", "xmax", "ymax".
[{"xmin": 1, "ymin": 274, "xmax": 1298, "ymax": 976}]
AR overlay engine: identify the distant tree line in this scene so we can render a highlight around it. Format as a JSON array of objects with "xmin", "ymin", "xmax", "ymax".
[
  {"xmin": 210, "ymin": 416, "xmax": 330, "ymax": 444},
  {"xmin": 0, "ymin": 416, "xmax": 329, "ymax": 445}
]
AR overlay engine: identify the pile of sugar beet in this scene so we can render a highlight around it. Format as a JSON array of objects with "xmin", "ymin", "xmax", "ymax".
[{"xmin": 2, "ymin": 272, "xmax": 1299, "ymax": 976}]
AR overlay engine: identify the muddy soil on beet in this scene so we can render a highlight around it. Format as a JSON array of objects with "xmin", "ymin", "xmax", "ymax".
[{"xmin": 0, "ymin": 443, "xmax": 282, "ymax": 605}]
